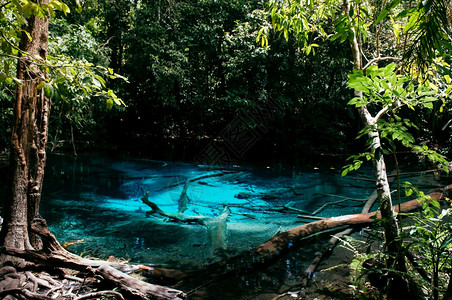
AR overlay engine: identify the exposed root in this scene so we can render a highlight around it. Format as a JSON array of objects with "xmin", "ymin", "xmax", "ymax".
[
  {"xmin": 3, "ymin": 217, "xmax": 187, "ymax": 300},
  {"xmin": 74, "ymin": 290, "xmax": 125, "ymax": 300}
]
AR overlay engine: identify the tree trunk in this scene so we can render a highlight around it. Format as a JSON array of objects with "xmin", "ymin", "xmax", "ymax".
[
  {"xmin": 343, "ymin": 0, "xmax": 400, "ymax": 251},
  {"xmin": 0, "ymin": 0, "xmax": 50, "ymax": 254},
  {"xmin": 343, "ymin": 0, "xmax": 406, "ymax": 296}
]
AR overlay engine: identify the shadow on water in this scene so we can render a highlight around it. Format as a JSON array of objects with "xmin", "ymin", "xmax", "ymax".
[{"xmin": 39, "ymin": 152, "xmax": 437, "ymax": 298}]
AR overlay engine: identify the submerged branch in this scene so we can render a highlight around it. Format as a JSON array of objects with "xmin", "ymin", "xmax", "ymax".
[
  {"xmin": 141, "ymin": 191, "xmax": 207, "ymax": 225},
  {"xmin": 156, "ymin": 171, "xmax": 241, "ymax": 191},
  {"xmin": 141, "ymin": 191, "xmax": 230, "ymax": 251}
]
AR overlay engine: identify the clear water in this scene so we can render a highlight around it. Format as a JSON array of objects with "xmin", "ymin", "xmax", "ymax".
[{"xmin": 40, "ymin": 153, "xmax": 435, "ymax": 297}]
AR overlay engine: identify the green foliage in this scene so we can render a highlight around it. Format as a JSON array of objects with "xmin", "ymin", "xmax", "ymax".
[
  {"xmin": 347, "ymin": 63, "xmax": 438, "ymax": 111},
  {"xmin": 264, "ymin": 0, "xmax": 338, "ymax": 53},
  {"xmin": 402, "ymin": 0, "xmax": 452, "ymax": 72},
  {"xmin": 0, "ymin": 0, "xmax": 127, "ymax": 152},
  {"xmin": 339, "ymin": 235, "xmax": 380, "ymax": 285},
  {"xmin": 112, "ymin": 0, "xmax": 359, "ymax": 157},
  {"xmin": 0, "ymin": 83, "xmax": 13, "ymax": 152},
  {"xmin": 340, "ymin": 186, "xmax": 452, "ymax": 299},
  {"xmin": 401, "ymin": 196, "xmax": 451, "ymax": 299},
  {"xmin": 341, "ymin": 152, "xmax": 373, "ymax": 176},
  {"xmin": 342, "ymin": 63, "xmax": 449, "ymax": 176}
]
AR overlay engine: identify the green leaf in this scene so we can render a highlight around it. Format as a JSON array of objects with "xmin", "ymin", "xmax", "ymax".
[
  {"xmin": 422, "ymin": 96, "xmax": 437, "ymax": 101},
  {"xmin": 405, "ymin": 188, "xmax": 413, "ymax": 197},
  {"xmin": 5, "ymin": 77, "xmax": 13, "ymax": 85},
  {"xmin": 386, "ymin": 0, "xmax": 402, "ymax": 10},
  {"xmin": 423, "ymin": 102, "xmax": 433, "ymax": 109},
  {"xmin": 44, "ymin": 83, "xmax": 53, "ymax": 98},
  {"xmin": 106, "ymin": 98, "xmax": 113, "ymax": 110},
  {"xmin": 396, "ymin": 8, "xmax": 416, "ymax": 19},
  {"xmin": 341, "ymin": 168, "xmax": 349, "ymax": 177},
  {"xmin": 92, "ymin": 78, "xmax": 102, "ymax": 89},
  {"xmin": 75, "ymin": 0, "xmax": 82, "ymax": 13},
  {"xmin": 376, "ymin": 10, "xmax": 389, "ymax": 24}
]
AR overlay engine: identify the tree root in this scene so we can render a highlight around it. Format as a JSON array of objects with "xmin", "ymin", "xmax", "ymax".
[
  {"xmin": 3, "ymin": 217, "xmax": 187, "ymax": 300},
  {"xmin": 74, "ymin": 290, "xmax": 125, "ymax": 300}
]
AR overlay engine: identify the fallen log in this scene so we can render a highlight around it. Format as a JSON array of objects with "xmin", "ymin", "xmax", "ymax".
[
  {"xmin": 176, "ymin": 185, "xmax": 450, "ymax": 294},
  {"xmin": 255, "ymin": 189, "xmax": 445, "ymax": 256}
]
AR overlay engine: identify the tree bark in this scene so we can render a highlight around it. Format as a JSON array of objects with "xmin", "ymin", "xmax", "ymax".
[{"xmin": 0, "ymin": 0, "xmax": 50, "ymax": 254}]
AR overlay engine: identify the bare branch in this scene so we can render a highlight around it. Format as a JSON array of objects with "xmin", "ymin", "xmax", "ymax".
[
  {"xmin": 363, "ymin": 56, "xmax": 401, "ymax": 71},
  {"xmin": 96, "ymin": 35, "xmax": 115, "ymax": 51},
  {"xmin": 374, "ymin": 106, "xmax": 389, "ymax": 122},
  {"xmin": 75, "ymin": 290, "xmax": 125, "ymax": 300},
  {"xmin": 0, "ymin": 30, "xmax": 23, "ymax": 53}
]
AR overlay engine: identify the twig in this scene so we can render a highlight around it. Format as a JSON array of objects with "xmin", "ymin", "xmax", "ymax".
[
  {"xmin": 96, "ymin": 36, "xmax": 115, "ymax": 51},
  {"xmin": 271, "ymin": 292, "xmax": 291, "ymax": 300},
  {"xmin": 196, "ymin": 203, "xmax": 256, "ymax": 219},
  {"xmin": 388, "ymin": 169, "xmax": 436, "ymax": 176},
  {"xmin": 1, "ymin": 30, "xmax": 23, "ymax": 53},
  {"xmin": 283, "ymin": 205, "xmax": 310, "ymax": 214},
  {"xmin": 343, "ymin": 176, "xmax": 376, "ymax": 182},
  {"xmin": 44, "ymin": 284, "xmax": 64, "ymax": 297},
  {"xmin": 321, "ymin": 193, "xmax": 368, "ymax": 201},
  {"xmin": 363, "ymin": 56, "xmax": 401, "ymax": 71},
  {"xmin": 63, "ymin": 274, "xmax": 85, "ymax": 283},
  {"xmin": 156, "ymin": 171, "xmax": 240, "ymax": 191},
  {"xmin": 75, "ymin": 290, "xmax": 125, "ymax": 300},
  {"xmin": 313, "ymin": 199, "xmax": 348, "ymax": 215},
  {"xmin": 297, "ymin": 214, "xmax": 325, "ymax": 220}
]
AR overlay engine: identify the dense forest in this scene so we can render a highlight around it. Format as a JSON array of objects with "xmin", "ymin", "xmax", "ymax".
[
  {"xmin": 0, "ymin": 0, "xmax": 407, "ymax": 161},
  {"xmin": 0, "ymin": 1, "xmax": 451, "ymax": 162},
  {"xmin": 0, "ymin": 0, "xmax": 452, "ymax": 299}
]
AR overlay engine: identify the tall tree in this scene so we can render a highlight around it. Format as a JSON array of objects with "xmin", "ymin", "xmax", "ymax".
[
  {"xmin": 1, "ymin": 0, "xmax": 51, "ymax": 252},
  {"xmin": 0, "ymin": 0, "xmax": 124, "ymax": 256}
]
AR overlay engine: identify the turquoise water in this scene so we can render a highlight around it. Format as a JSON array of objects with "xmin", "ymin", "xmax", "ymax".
[{"xmin": 40, "ymin": 153, "xmax": 435, "ymax": 297}]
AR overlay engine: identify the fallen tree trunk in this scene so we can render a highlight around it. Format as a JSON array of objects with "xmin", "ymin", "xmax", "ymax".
[
  {"xmin": 4, "ymin": 217, "xmax": 186, "ymax": 300},
  {"xmin": 176, "ymin": 185, "xmax": 450, "ymax": 294},
  {"xmin": 256, "ymin": 188, "xmax": 445, "ymax": 256}
]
